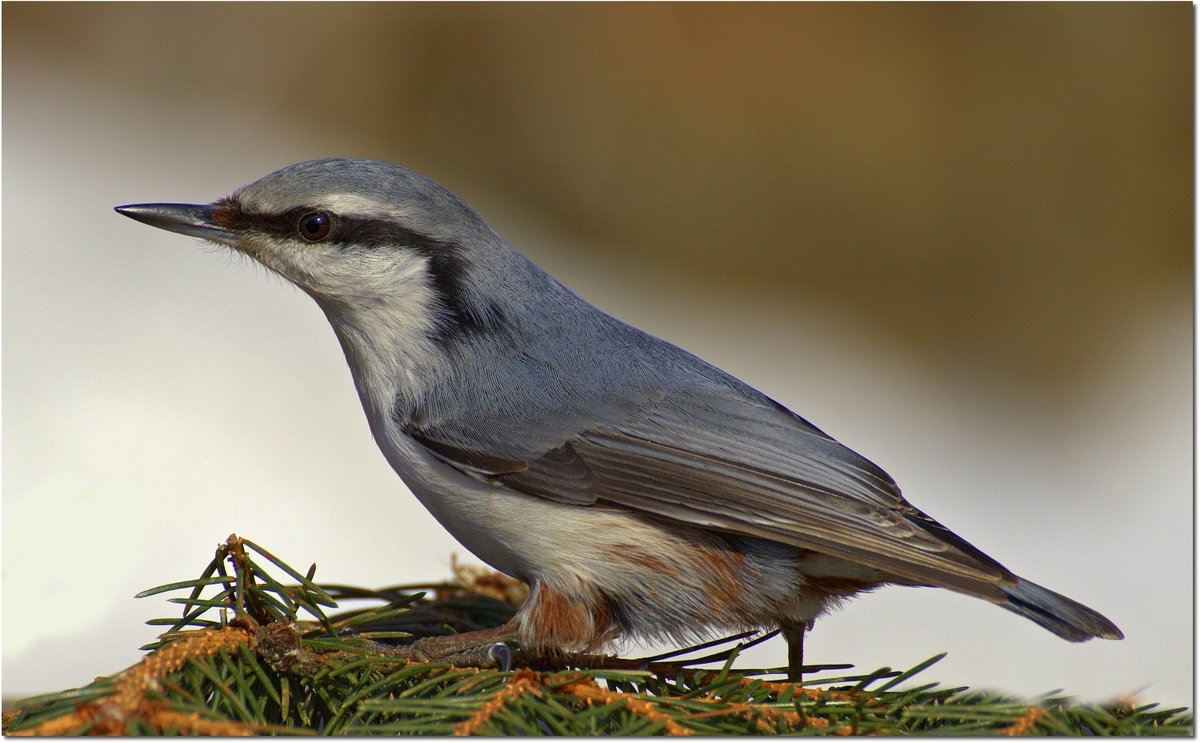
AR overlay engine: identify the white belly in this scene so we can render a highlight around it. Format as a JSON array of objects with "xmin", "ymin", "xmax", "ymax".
[
  {"xmin": 374, "ymin": 426, "xmax": 598, "ymax": 580},
  {"xmin": 369, "ymin": 423, "xmax": 843, "ymax": 645}
]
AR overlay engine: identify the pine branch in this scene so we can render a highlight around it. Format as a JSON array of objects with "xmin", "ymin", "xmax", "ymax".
[{"xmin": 4, "ymin": 534, "xmax": 1192, "ymax": 736}]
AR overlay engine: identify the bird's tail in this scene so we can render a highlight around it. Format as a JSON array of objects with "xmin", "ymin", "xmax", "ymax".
[{"xmin": 999, "ymin": 578, "xmax": 1123, "ymax": 641}]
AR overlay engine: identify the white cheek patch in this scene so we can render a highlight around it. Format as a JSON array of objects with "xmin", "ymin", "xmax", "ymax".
[
  {"xmin": 250, "ymin": 236, "xmax": 433, "ymax": 308},
  {"xmin": 243, "ymin": 233, "xmax": 446, "ymax": 416}
]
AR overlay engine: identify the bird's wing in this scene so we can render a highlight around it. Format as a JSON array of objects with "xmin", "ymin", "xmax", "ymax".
[{"xmin": 408, "ymin": 375, "xmax": 1015, "ymax": 601}]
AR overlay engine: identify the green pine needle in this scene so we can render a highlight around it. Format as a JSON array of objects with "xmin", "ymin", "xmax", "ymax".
[{"xmin": 3, "ymin": 534, "xmax": 1192, "ymax": 736}]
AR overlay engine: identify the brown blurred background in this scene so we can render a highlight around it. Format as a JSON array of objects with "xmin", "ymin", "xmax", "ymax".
[
  {"xmin": 28, "ymin": 2, "xmax": 1188, "ymax": 392},
  {"xmin": 4, "ymin": 3, "xmax": 1191, "ymax": 706}
]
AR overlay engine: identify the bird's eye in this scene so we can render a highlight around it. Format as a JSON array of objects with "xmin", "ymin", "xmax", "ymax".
[{"xmin": 297, "ymin": 211, "xmax": 332, "ymax": 242}]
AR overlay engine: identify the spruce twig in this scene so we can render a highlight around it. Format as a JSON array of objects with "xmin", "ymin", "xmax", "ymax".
[{"xmin": 4, "ymin": 534, "xmax": 1192, "ymax": 736}]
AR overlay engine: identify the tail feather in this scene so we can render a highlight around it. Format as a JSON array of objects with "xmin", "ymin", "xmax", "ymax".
[{"xmin": 1000, "ymin": 578, "xmax": 1123, "ymax": 641}]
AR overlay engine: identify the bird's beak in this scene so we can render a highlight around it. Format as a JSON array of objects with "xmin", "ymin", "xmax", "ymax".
[{"xmin": 114, "ymin": 203, "xmax": 237, "ymax": 244}]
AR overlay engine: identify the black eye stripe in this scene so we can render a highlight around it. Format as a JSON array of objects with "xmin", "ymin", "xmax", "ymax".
[
  {"xmin": 240, "ymin": 209, "xmax": 429, "ymax": 250},
  {"xmin": 223, "ymin": 202, "xmax": 507, "ymax": 341},
  {"xmin": 223, "ymin": 206, "xmax": 335, "ymax": 240}
]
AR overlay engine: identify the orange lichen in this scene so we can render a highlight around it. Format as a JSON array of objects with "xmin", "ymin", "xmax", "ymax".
[
  {"xmin": 999, "ymin": 707, "xmax": 1045, "ymax": 736},
  {"xmin": 735, "ymin": 676, "xmax": 858, "ymax": 702},
  {"xmin": 561, "ymin": 678, "xmax": 694, "ymax": 736},
  {"xmin": 9, "ymin": 627, "xmax": 258, "ymax": 736},
  {"xmin": 688, "ymin": 691, "xmax": 832, "ymax": 731},
  {"xmin": 453, "ymin": 669, "xmax": 542, "ymax": 736}
]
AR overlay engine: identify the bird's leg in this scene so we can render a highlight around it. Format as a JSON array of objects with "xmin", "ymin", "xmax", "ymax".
[
  {"xmin": 780, "ymin": 619, "xmax": 816, "ymax": 683},
  {"xmin": 364, "ymin": 621, "xmax": 521, "ymax": 669}
]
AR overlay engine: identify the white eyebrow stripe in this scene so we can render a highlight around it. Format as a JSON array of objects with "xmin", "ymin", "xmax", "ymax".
[
  {"xmin": 317, "ymin": 193, "xmax": 417, "ymax": 222},
  {"xmin": 237, "ymin": 191, "xmax": 415, "ymax": 222}
]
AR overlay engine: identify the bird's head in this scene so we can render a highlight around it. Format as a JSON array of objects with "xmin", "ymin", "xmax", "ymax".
[
  {"xmin": 116, "ymin": 158, "xmax": 513, "ymax": 345},
  {"xmin": 116, "ymin": 158, "xmax": 541, "ymax": 415}
]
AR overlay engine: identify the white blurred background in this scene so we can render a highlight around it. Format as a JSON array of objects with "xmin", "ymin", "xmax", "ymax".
[{"xmin": 3, "ymin": 4, "xmax": 1191, "ymax": 708}]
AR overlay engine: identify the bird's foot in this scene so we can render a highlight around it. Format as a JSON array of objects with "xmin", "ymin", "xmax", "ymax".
[
  {"xmin": 362, "ymin": 624, "xmax": 520, "ymax": 670},
  {"xmin": 780, "ymin": 618, "xmax": 816, "ymax": 683}
]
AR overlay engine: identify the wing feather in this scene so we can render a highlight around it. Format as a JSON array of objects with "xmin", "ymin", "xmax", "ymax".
[
  {"xmin": 404, "ymin": 352, "xmax": 1015, "ymax": 600},
  {"xmin": 562, "ymin": 430, "xmax": 1013, "ymax": 598}
]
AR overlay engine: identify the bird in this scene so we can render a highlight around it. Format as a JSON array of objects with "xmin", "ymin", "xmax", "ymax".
[{"xmin": 115, "ymin": 158, "xmax": 1122, "ymax": 678}]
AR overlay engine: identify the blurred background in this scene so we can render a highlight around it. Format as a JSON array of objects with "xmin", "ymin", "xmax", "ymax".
[{"xmin": 3, "ymin": 3, "xmax": 1191, "ymax": 707}]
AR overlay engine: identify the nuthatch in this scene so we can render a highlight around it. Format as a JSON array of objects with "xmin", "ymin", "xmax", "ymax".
[{"xmin": 116, "ymin": 158, "xmax": 1122, "ymax": 678}]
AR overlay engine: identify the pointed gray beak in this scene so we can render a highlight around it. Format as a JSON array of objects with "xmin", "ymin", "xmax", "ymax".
[{"xmin": 114, "ymin": 203, "xmax": 236, "ymax": 243}]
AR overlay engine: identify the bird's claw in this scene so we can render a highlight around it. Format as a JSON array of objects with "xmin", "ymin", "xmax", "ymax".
[{"xmin": 487, "ymin": 642, "xmax": 514, "ymax": 672}]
